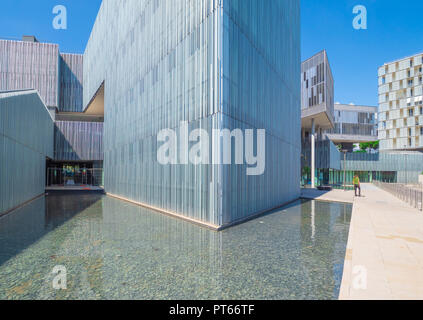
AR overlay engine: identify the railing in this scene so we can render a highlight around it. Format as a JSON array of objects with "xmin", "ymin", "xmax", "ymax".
[
  {"xmin": 374, "ymin": 181, "xmax": 423, "ymax": 211},
  {"xmin": 47, "ymin": 168, "xmax": 104, "ymax": 187}
]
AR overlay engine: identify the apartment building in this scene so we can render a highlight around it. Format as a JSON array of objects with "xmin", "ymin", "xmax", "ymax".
[{"xmin": 378, "ymin": 52, "xmax": 423, "ymax": 151}]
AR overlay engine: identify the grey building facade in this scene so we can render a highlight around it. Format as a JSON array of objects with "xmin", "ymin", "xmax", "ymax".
[
  {"xmin": 0, "ymin": 37, "xmax": 103, "ymax": 165},
  {"xmin": 325, "ymin": 103, "xmax": 378, "ymax": 151},
  {"xmin": 0, "ymin": 90, "xmax": 54, "ymax": 215},
  {"xmin": 84, "ymin": 0, "xmax": 301, "ymax": 228}
]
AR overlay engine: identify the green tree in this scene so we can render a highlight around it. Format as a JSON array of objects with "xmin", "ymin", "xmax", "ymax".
[{"xmin": 359, "ymin": 141, "xmax": 379, "ymax": 151}]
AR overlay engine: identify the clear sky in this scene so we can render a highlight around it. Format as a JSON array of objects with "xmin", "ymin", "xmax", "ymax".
[
  {"xmin": 1, "ymin": 0, "xmax": 422, "ymax": 107},
  {"xmin": 302, "ymin": 0, "xmax": 423, "ymax": 106}
]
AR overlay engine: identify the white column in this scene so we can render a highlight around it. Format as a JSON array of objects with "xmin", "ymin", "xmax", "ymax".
[{"xmin": 311, "ymin": 118, "xmax": 315, "ymax": 189}]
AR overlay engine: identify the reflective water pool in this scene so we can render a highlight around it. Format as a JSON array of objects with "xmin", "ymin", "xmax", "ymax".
[{"xmin": 0, "ymin": 194, "xmax": 351, "ymax": 300}]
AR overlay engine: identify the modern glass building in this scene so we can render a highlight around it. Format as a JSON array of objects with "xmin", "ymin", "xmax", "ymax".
[{"xmin": 84, "ymin": 0, "xmax": 301, "ymax": 229}]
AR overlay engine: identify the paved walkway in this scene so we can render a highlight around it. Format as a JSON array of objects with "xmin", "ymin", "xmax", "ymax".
[
  {"xmin": 301, "ymin": 188, "xmax": 354, "ymax": 204},
  {"xmin": 302, "ymin": 184, "xmax": 423, "ymax": 299},
  {"xmin": 340, "ymin": 184, "xmax": 423, "ymax": 299}
]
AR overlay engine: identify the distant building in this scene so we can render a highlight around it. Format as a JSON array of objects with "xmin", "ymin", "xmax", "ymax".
[
  {"xmin": 378, "ymin": 52, "xmax": 423, "ymax": 151},
  {"xmin": 301, "ymin": 50, "xmax": 335, "ymax": 187},
  {"xmin": 0, "ymin": 36, "xmax": 103, "ymax": 215},
  {"xmin": 325, "ymin": 103, "xmax": 378, "ymax": 151}
]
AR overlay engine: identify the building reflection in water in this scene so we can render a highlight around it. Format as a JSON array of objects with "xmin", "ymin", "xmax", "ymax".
[{"xmin": 0, "ymin": 195, "xmax": 351, "ymax": 300}]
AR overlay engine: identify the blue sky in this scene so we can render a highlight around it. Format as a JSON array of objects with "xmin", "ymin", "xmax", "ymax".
[
  {"xmin": 302, "ymin": 0, "xmax": 423, "ymax": 106},
  {"xmin": 1, "ymin": 1, "xmax": 422, "ymax": 106}
]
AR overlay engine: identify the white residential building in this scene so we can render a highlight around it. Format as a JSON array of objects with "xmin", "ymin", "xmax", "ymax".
[{"xmin": 378, "ymin": 53, "xmax": 423, "ymax": 151}]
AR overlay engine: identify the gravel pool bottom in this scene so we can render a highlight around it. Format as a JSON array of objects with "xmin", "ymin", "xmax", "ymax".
[{"xmin": 0, "ymin": 194, "xmax": 352, "ymax": 300}]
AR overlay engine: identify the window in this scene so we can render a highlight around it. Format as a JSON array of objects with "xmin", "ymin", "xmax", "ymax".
[
  {"xmin": 420, "ymin": 107, "xmax": 423, "ymax": 115},
  {"xmin": 409, "ymin": 109, "xmax": 414, "ymax": 117},
  {"xmin": 408, "ymin": 79, "xmax": 413, "ymax": 86},
  {"xmin": 421, "ymin": 127, "xmax": 423, "ymax": 136},
  {"xmin": 408, "ymin": 70, "xmax": 411, "ymax": 78}
]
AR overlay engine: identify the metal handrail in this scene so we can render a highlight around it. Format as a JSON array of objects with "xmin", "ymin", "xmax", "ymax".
[{"xmin": 374, "ymin": 181, "xmax": 423, "ymax": 211}]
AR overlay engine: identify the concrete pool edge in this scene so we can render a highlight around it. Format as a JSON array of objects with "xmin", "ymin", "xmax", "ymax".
[{"xmin": 0, "ymin": 193, "xmax": 45, "ymax": 219}]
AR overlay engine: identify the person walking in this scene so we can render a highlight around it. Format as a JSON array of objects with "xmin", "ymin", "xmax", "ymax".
[{"xmin": 353, "ymin": 175, "xmax": 361, "ymax": 197}]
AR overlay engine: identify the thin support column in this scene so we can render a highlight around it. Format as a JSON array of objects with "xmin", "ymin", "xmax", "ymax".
[{"xmin": 311, "ymin": 118, "xmax": 315, "ymax": 189}]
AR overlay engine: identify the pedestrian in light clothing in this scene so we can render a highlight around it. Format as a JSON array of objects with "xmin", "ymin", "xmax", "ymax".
[{"xmin": 353, "ymin": 175, "xmax": 361, "ymax": 197}]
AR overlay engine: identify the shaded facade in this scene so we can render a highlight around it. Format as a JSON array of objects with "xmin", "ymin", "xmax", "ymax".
[
  {"xmin": 0, "ymin": 90, "xmax": 53, "ymax": 215},
  {"xmin": 59, "ymin": 53, "xmax": 84, "ymax": 112},
  {"xmin": 84, "ymin": 0, "xmax": 301, "ymax": 228},
  {"xmin": 53, "ymin": 121, "xmax": 103, "ymax": 161}
]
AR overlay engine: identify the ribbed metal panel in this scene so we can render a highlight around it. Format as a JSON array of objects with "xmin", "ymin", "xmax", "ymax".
[
  {"xmin": 54, "ymin": 121, "xmax": 103, "ymax": 161},
  {"xmin": 59, "ymin": 53, "xmax": 83, "ymax": 112},
  {"xmin": 0, "ymin": 90, "xmax": 53, "ymax": 215},
  {"xmin": 0, "ymin": 40, "xmax": 59, "ymax": 108},
  {"xmin": 302, "ymin": 140, "xmax": 341, "ymax": 171},
  {"xmin": 84, "ymin": 0, "xmax": 300, "ymax": 227},
  {"xmin": 345, "ymin": 152, "xmax": 423, "ymax": 182},
  {"xmin": 221, "ymin": 0, "xmax": 301, "ymax": 224}
]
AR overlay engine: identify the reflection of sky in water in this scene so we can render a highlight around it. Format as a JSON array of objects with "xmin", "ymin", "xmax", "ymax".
[{"xmin": 0, "ymin": 194, "xmax": 351, "ymax": 300}]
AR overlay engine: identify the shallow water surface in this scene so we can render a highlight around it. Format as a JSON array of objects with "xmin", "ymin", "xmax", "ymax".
[{"xmin": 0, "ymin": 193, "xmax": 352, "ymax": 300}]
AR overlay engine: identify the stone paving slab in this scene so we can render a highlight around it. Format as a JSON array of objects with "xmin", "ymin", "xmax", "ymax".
[
  {"xmin": 301, "ymin": 188, "xmax": 354, "ymax": 204},
  {"xmin": 338, "ymin": 184, "xmax": 423, "ymax": 300}
]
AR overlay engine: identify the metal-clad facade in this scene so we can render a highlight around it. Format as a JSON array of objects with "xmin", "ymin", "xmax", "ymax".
[
  {"xmin": 301, "ymin": 50, "xmax": 335, "ymax": 123},
  {"xmin": 303, "ymin": 140, "xmax": 341, "ymax": 171},
  {"xmin": 84, "ymin": 0, "xmax": 300, "ymax": 227},
  {"xmin": 220, "ymin": 0, "xmax": 301, "ymax": 224},
  {"xmin": 345, "ymin": 152, "xmax": 423, "ymax": 183},
  {"xmin": 59, "ymin": 53, "xmax": 83, "ymax": 112},
  {"xmin": 54, "ymin": 121, "xmax": 103, "ymax": 161},
  {"xmin": 0, "ymin": 90, "xmax": 53, "ymax": 215},
  {"xmin": 0, "ymin": 40, "xmax": 59, "ymax": 108}
]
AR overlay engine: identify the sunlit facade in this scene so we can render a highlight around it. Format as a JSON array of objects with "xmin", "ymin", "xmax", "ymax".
[
  {"xmin": 378, "ymin": 52, "xmax": 423, "ymax": 151},
  {"xmin": 84, "ymin": 0, "xmax": 301, "ymax": 228}
]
